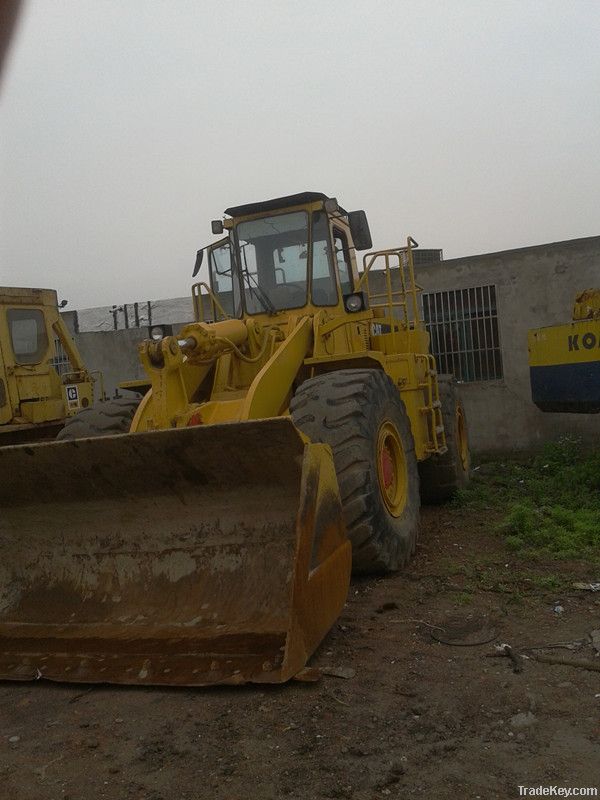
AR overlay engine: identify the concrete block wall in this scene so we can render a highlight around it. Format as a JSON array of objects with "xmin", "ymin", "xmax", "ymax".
[
  {"xmin": 411, "ymin": 236, "xmax": 600, "ymax": 452},
  {"xmin": 74, "ymin": 328, "xmax": 149, "ymax": 399},
  {"xmin": 63, "ymin": 297, "xmax": 194, "ymax": 334},
  {"xmin": 65, "ymin": 309, "xmax": 195, "ymax": 398}
]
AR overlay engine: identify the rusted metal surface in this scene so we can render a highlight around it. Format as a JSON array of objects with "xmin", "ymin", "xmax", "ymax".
[{"xmin": 0, "ymin": 417, "xmax": 351, "ymax": 686}]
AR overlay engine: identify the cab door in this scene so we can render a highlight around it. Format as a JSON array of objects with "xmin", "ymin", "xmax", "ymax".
[
  {"xmin": 0, "ymin": 308, "xmax": 15, "ymax": 423},
  {"xmin": 203, "ymin": 237, "xmax": 241, "ymax": 320},
  {"xmin": 2, "ymin": 306, "xmax": 60, "ymax": 423}
]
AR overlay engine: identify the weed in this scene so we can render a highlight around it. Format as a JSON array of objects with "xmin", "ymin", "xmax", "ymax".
[
  {"xmin": 453, "ymin": 591, "xmax": 473, "ymax": 605},
  {"xmin": 527, "ymin": 574, "xmax": 562, "ymax": 590},
  {"xmin": 460, "ymin": 438, "xmax": 600, "ymax": 558}
]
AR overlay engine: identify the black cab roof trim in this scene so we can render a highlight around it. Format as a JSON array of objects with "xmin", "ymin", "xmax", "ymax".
[{"xmin": 225, "ymin": 191, "xmax": 344, "ymax": 218}]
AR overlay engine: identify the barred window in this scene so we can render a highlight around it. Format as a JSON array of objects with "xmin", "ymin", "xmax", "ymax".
[
  {"xmin": 51, "ymin": 338, "xmax": 72, "ymax": 377},
  {"xmin": 422, "ymin": 285, "xmax": 503, "ymax": 382}
]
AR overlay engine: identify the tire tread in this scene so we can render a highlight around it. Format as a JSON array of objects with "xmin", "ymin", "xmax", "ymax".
[{"xmin": 291, "ymin": 369, "xmax": 420, "ymax": 573}]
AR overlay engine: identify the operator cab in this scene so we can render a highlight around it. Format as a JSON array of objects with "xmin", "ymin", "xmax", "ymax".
[{"xmin": 198, "ymin": 192, "xmax": 372, "ymax": 318}]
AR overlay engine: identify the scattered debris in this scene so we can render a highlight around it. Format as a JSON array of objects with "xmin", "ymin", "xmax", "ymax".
[
  {"xmin": 590, "ymin": 629, "xmax": 600, "ymax": 655},
  {"xmin": 572, "ymin": 582, "xmax": 600, "ymax": 592},
  {"xmin": 553, "ymin": 604, "xmax": 564, "ymax": 614},
  {"xmin": 8, "ymin": 736, "xmax": 20, "ymax": 744},
  {"xmin": 33, "ymin": 755, "xmax": 63, "ymax": 780},
  {"xmin": 388, "ymin": 618, "xmax": 445, "ymax": 631},
  {"xmin": 510, "ymin": 712, "xmax": 538, "ymax": 730},
  {"xmin": 374, "ymin": 761, "xmax": 406, "ymax": 789},
  {"xmin": 327, "ymin": 693, "xmax": 351, "ymax": 707},
  {"xmin": 488, "ymin": 643, "xmax": 524, "ymax": 673},
  {"xmin": 320, "ymin": 666, "xmax": 356, "ymax": 680},
  {"xmin": 293, "ymin": 667, "xmax": 321, "ymax": 683},
  {"xmin": 531, "ymin": 653, "xmax": 600, "ymax": 673},
  {"xmin": 68, "ymin": 687, "xmax": 95, "ymax": 704},
  {"xmin": 525, "ymin": 638, "xmax": 587, "ymax": 652},
  {"xmin": 375, "ymin": 602, "xmax": 399, "ymax": 613}
]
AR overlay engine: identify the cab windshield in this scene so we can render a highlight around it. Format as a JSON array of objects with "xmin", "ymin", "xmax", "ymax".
[
  {"xmin": 207, "ymin": 210, "xmax": 344, "ymax": 316},
  {"xmin": 234, "ymin": 211, "xmax": 309, "ymax": 314}
]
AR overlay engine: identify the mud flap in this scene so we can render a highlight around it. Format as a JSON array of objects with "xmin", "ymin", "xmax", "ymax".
[{"xmin": 0, "ymin": 418, "xmax": 351, "ymax": 686}]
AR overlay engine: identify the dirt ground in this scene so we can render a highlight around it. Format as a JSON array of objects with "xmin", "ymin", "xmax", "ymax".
[{"xmin": 1, "ymin": 503, "xmax": 599, "ymax": 800}]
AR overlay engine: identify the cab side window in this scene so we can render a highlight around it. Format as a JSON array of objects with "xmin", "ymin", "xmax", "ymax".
[
  {"xmin": 7, "ymin": 308, "xmax": 49, "ymax": 365},
  {"xmin": 333, "ymin": 229, "xmax": 353, "ymax": 296},
  {"xmin": 209, "ymin": 241, "xmax": 242, "ymax": 318},
  {"xmin": 311, "ymin": 211, "xmax": 338, "ymax": 306}
]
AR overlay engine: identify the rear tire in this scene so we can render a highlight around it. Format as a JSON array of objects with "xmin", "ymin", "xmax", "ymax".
[
  {"xmin": 418, "ymin": 376, "xmax": 470, "ymax": 504},
  {"xmin": 290, "ymin": 369, "xmax": 420, "ymax": 574},
  {"xmin": 56, "ymin": 396, "xmax": 141, "ymax": 440}
]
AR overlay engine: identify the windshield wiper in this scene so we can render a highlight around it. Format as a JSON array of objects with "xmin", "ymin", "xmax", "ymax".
[
  {"xmin": 242, "ymin": 268, "xmax": 276, "ymax": 314},
  {"xmin": 237, "ymin": 243, "xmax": 276, "ymax": 314}
]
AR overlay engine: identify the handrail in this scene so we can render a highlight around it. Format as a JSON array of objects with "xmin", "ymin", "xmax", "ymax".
[
  {"xmin": 415, "ymin": 353, "xmax": 447, "ymax": 455},
  {"xmin": 191, "ymin": 282, "xmax": 231, "ymax": 323},
  {"xmin": 357, "ymin": 238, "xmax": 424, "ymax": 345}
]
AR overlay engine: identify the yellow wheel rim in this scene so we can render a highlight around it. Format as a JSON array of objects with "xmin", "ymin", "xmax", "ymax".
[
  {"xmin": 456, "ymin": 406, "xmax": 469, "ymax": 470},
  {"xmin": 376, "ymin": 421, "xmax": 408, "ymax": 518}
]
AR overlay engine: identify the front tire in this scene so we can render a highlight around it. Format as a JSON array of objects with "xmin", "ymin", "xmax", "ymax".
[
  {"xmin": 57, "ymin": 396, "xmax": 141, "ymax": 440},
  {"xmin": 291, "ymin": 369, "xmax": 420, "ymax": 574}
]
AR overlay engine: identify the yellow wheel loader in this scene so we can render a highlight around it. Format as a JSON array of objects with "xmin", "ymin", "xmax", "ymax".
[
  {"xmin": 0, "ymin": 193, "xmax": 470, "ymax": 687},
  {"xmin": 0, "ymin": 287, "xmax": 95, "ymax": 445},
  {"xmin": 529, "ymin": 288, "xmax": 600, "ymax": 413}
]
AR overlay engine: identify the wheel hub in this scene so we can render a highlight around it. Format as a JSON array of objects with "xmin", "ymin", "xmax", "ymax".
[{"xmin": 376, "ymin": 421, "xmax": 408, "ymax": 518}]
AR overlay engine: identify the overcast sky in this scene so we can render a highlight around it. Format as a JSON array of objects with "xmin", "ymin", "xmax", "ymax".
[{"xmin": 1, "ymin": 0, "xmax": 599, "ymax": 309}]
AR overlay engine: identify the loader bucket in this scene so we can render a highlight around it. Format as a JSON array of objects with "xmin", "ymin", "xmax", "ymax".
[{"xmin": 0, "ymin": 417, "xmax": 351, "ymax": 686}]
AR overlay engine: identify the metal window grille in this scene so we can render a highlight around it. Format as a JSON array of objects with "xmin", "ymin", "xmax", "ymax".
[
  {"xmin": 51, "ymin": 338, "xmax": 72, "ymax": 377},
  {"xmin": 421, "ymin": 285, "xmax": 503, "ymax": 382}
]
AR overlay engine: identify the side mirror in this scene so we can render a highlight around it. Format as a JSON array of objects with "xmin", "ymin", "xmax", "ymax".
[
  {"xmin": 192, "ymin": 249, "xmax": 204, "ymax": 277},
  {"xmin": 211, "ymin": 220, "xmax": 224, "ymax": 235},
  {"xmin": 348, "ymin": 210, "xmax": 372, "ymax": 251},
  {"xmin": 324, "ymin": 197, "xmax": 339, "ymax": 214}
]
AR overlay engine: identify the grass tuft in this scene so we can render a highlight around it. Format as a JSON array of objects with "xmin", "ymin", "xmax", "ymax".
[{"xmin": 456, "ymin": 437, "xmax": 600, "ymax": 558}]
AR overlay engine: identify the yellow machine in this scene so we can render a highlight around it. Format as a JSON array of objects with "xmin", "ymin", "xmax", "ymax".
[
  {"xmin": 0, "ymin": 287, "xmax": 95, "ymax": 445},
  {"xmin": 0, "ymin": 193, "xmax": 470, "ymax": 687},
  {"xmin": 529, "ymin": 288, "xmax": 600, "ymax": 413}
]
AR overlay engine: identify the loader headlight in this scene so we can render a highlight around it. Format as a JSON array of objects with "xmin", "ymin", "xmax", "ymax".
[{"xmin": 344, "ymin": 292, "xmax": 367, "ymax": 313}]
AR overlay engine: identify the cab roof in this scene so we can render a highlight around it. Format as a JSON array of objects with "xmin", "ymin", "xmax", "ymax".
[
  {"xmin": 225, "ymin": 192, "xmax": 346, "ymax": 218},
  {"xmin": 0, "ymin": 287, "xmax": 58, "ymax": 307}
]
